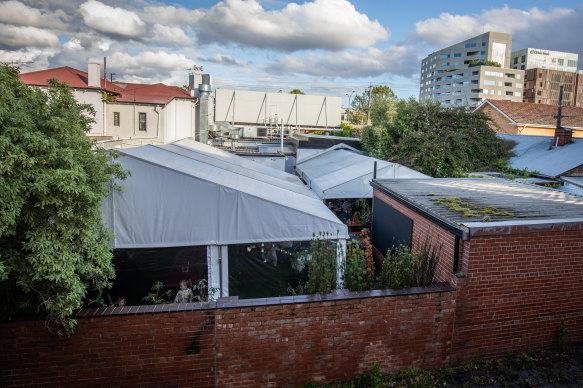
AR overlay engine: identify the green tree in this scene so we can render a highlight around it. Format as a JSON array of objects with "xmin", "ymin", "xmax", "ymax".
[
  {"xmin": 361, "ymin": 99, "xmax": 510, "ymax": 177},
  {"xmin": 0, "ymin": 65, "xmax": 126, "ymax": 334},
  {"xmin": 351, "ymin": 85, "xmax": 398, "ymax": 126},
  {"xmin": 289, "ymin": 89, "xmax": 305, "ymax": 94}
]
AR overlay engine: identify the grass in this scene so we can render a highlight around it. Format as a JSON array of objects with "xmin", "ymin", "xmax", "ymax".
[{"xmin": 430, "ymin": 197, "xmax": 513, "ymax": 219}]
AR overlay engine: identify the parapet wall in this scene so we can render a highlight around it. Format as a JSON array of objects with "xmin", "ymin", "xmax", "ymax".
[{"xmin": 0, "ymin": 285, "xmax": 455, "ymax": 387}]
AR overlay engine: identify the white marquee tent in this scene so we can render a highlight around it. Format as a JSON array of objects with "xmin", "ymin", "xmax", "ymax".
[
  {"xmin": 101, "ymin": 141, "xmax": 348, "ymax": 297},
  {"xmin": 295, "ymin": 144, "xmax": 429, "ymax": 199}
]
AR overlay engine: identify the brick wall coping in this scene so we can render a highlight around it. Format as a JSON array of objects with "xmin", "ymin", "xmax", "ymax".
[
  {"xmin": 72, "ymin": 282, "xmax": 454, "ymax": 318},
  {"xmin": 465, "ymin": 218, "xmax": 583, "ymax": 237}
]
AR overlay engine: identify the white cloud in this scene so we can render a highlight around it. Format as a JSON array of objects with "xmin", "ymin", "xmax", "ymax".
[
  {"xmin": 142, "ymin": 5, "xmax": 203, "ymax": 25},
  {"xmin": 412, "ymin": 6, "xmax": 574, "ymax": 47},
  {"xmin": 63, "ymin": 38, "xmax": 82, "ymax": 50},
  {"xmin": 202, "ymin": 54, "xmax": 247, "ymax": 66},
  {"xmin": 151, "ymin": 24, "xmax": 191, "ymax": 44},
  {"xmin": 106, "ymin": 51, "xmax": 195, "ymax": 75},
  {"xmin": 0, "ymin": 1, "xmax": 67, "ymax": 29},
  {"xmin": 79, "ymin": 0, "xmax": 146, "ymax": 38},
  {"xmin": 0, "ymin": 24, "xmax": 59, "ymax": 48},
  {"xmin": 194, "ymin": 0, "xmax": 388, "ymax": 51},
  {"xmin": 265, "ymin": 45, "xmax": 419, "ymax": 78}
]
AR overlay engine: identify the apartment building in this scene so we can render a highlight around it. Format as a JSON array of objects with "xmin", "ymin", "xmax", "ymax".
[
  {"xmin": 523, "ymin": 68, "xmax": 583, "ymax": 106},
  {"xmin": 510, "ymin": 48, "xmax": 578, "ymax": 72},
  {"xmin": 419, "ymin": 32, "xmax": 524, "ymax": 106}
]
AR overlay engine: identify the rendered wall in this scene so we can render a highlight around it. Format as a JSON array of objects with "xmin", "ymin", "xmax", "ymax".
[
  {"xmin": 0, "ymin": 287, "xmax": 454, "ymax": 387},
  {"xmin": 215, "ymin": 89, "xmax": 341, "ymax": 127}
]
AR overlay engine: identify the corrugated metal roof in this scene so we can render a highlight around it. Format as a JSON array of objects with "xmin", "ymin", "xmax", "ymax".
[
  {"xmin": 500, "ymin": 134, "xmax": 583, "ymax": 177},
  {"xmin": 373, "ymin": 178, "xmax": 583, "ymax": 226}
]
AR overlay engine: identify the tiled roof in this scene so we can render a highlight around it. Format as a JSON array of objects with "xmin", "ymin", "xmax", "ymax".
[
  {"xmin": 482, "ymin": 99, "xmax": 583, "ymax": 128},
  {"xmin": 20, "ymin": 66, "xmax": 193, "ymax": 105}
]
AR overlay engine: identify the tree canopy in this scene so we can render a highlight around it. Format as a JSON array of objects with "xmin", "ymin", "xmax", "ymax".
[
  {"xmin": 0, "ymin": 65, "xmax": 126, "ymax": 334},
  {"xmin": 350, "ymin": 85, "xmax": 398, "ymax": 126},
  {"xmin": 289, "ymin": 89, "xmax": 305, "ymax": 94},
  {"xmin": 361, "ymin": 99, "xmax": 510, "ymax": 177}
]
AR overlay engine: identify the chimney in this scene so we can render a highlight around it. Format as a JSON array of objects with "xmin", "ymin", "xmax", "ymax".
[
  {"xmin": 88, "ymin": 61, "xmax": 101, "ymax": 87},
  {"xmin": 553, "ymin": 86, "xmax": 572, "ymax": 147}
]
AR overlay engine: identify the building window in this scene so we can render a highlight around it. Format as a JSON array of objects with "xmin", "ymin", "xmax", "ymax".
[
  {"xmin": 442, "ymin": 62, "xmax": 450, "ymax": 66},
  {"xmin": 567, "ymin": 60, "xmax": 577, "ymax": 67},
  {"xmin": 514, "ymin": 57, "xmax": 518, "ymax": 64},
  {"xmin": 506, "ymin": 91, "xmax": 513, "ymax": 96},
  {"xmin": 454, "ymin": 61, "xmax": 459, "ymax": 65},
  {"xmin": 521, "ymin": 55, "xmax": 525, "ymax": 62},
  {"xmin": 480, "ymin": 51, "xmax": 486, "ymax": 55},
  {"xmin": 465, "ymin": 43, "xmax": 477, "ymax": 48},
  {"xmin": 482, "ymin": 42, "xmax": 486, "ymax": 47},
  {"xmin": 454, "ymin": 53, "xmax": 461, "ymax": 57},
  {"xmin": 520, "ymin": 65, "xmax": 525, "ymax": 70},
  {"xmin": 113, "ymin": 112, "xmax": 120, "ymax": 126},
  {"xmin": 558, "ymin": 59, "xmax": 564, "ymax": 66},
  {"xmin": 484, "ymin": 80, "xmax": 496, "ymax": 86},
  {"xmin": 139, "ymin": 112, "xmax": 147, "ymax": 131},
  {"xmin": 440, "ymin": 54, "xmax": 450, "ymax": 59}
]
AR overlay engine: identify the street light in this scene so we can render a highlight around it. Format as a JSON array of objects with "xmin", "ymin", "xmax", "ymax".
[{"xmin": 345, "ymin": 90, "xmax": 355, "ymax": 124}]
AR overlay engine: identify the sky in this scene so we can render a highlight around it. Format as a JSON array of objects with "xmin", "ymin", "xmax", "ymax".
[{"xmin": 1, "ymin": 0, "xmax": 582, "ymax": 105}]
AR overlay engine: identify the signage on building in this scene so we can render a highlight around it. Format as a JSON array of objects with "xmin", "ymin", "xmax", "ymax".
[{"xmin": 530, "ymin": 50, "xmax": 550, "ymax": 55}]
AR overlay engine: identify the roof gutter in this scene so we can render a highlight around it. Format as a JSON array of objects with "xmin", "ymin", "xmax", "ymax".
[{"xmin": 371, "ymin": 180, "xmax": 469, "ymax": 240}]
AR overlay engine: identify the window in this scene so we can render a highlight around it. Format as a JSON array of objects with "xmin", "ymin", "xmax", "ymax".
[
  {"xmin": 516, "ymin": 83, "xmax": 523, "ymax": 88},
  {"xmin": 484, "ymin": 80, "xmax": 496, "ymax": 86},
  {"xmin": 515, "ymin": 92, "xmax": 522, "ymax": 97},
  {"xmin": 568, "ymin": 59, "xmax": 577, "ymax": 67},
  {"xmin": 485, "ymin": 71, "xmax": 503, "ymax": 77},
  {"xmin": 513, "ymin": 57, "xmax": 518, "ymax": 64},
  {"xmin": 520, "ymin": 65, "xmax": 525, "ymax": 70},
  {"xmin": 506, "ymin": 91, "xmax": 513, "ymax": 96},
  {"xmin": 442, "ymin": 62, "xmax": 450, "ymax": 66},
  {"xmin": 446, "ymin": 75, "xmax": 452, "ymax": 79},
  {"xmin": 505, "ymin": 82, "xmax": 512, "ymax": 87},
  {"xmin": 113, "ymin": 112, "xmax": 120, "ymax": 126},
  {"xmin": 454, "ymin": 61, "xmax": 459, "ymax": 65},
  {"xmin": 139, "ymin": 112, "xmax": 147, "ymax": 131},
  {"xmin": 521, "ymin": 55, "xmax": 525, "ymax": 62},
  {"xmin": 440, "ymin": 54, "xmax": 450, "ymax": 59},
  {"xmin": 482, "ymin": 42, "xmax": 486, "ymax": 47},
  {"xmin": 454, "ymin": 53, "xmax": 461, "ymax": 57},
  {"xmin": 435, "ymin": 85, "xmax": 440, "ymax": 89},
  {"xmin": 480, "ymin": 51, "xmax": 486, "ymax": 55},
  {"xmin": 465, "ymin": 43, "xmax": 477, "ymax": 48},
  {"xmin": 558, "ymin": 58, "xmax": 564, "ymax": 66}
]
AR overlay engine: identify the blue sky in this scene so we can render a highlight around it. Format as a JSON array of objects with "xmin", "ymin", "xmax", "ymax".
[{"xmin": 1, "ymin": 0, "xmax": 582, "ymax": 105}]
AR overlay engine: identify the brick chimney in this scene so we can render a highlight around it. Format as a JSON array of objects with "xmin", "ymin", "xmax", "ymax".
[
  {"xmin": 552, "ymin": 85, "xmax": 572, "ymax": 146},
  {"xmin": 553, "ymin": 127, "xmax": 572, "ymax": 147},
  {"xmin": 87, "ymin": 61, "xmax": 101, "ymax": 87}
]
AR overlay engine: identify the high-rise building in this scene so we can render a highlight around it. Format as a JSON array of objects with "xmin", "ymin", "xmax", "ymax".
[
  {"xmin": 419, "ymin": 32, "xmax": 525, "ymax": 106},
  {"xmin": 510, "ymin": 49, "xmax": 582, "ymax": 107},
  {"xmin": 523, "ymin": 68, "xmax": 583, "ymax": 106},
  {"xmin": 510, "ymin": 48, "xmax": 578, "ymax": 72}
]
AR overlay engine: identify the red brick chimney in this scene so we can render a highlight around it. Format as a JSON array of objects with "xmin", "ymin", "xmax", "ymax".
[
  {"xmin": 552, "ymin": 85, "xmax": 572, "ymax": 146},
  {"xmin": 553, "ymin": 127, "xmax": 572, "ymax": 146}
]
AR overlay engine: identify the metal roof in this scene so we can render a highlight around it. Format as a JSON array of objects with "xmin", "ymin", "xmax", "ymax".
[
  {"xmin": 500, "ymin": 134, "xmax": 583, "ymax": 178},
  {"xmin": 372, "ymin": 178, "xmax": 583, "ymax": 227}
]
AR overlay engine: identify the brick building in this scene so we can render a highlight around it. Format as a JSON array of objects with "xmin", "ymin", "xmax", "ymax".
[
  {"xmin": 371, "ymin": 178, "xmax": 583, "ymax": 361},
  {"xmin": 523, "ymin": 68, "xmax": 583, "ymax": 106},
  {"xmin": 475, "ymin": 99, "xmax": 583, "ymax": 137}
]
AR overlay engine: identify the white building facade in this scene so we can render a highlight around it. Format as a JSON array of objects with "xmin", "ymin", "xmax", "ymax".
[{"xmin": 419, "ymin": 32, "xmax": 525, "ymax": 106}]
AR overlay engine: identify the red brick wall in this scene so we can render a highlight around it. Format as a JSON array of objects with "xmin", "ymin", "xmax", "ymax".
[
  {"xmin": 372, "ymin": 190, "xmax": 583, "ymax": 364},
  {"xmin": 452, "ymin": 231, "xmax": 583, "ymax": 363},
  {"xmin": 0, "ymin": 311, "xmax": 216, "ymax": 387},
  {"xmin": 0, "ymin": 288, "xmax": 455, "ymax": 387},
  {"xmin": 373, "ymin": 190, "xmax": 463, "ymax": 283}
]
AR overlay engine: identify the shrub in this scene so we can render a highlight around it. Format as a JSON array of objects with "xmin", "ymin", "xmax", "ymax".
[
  {"xmin": 344, "ymin": 239, "xmax": 374, "ymax": 291},
  {"xmin": 292, "ymin": 234, "xmax": 339, "ymax": 295},
  {"xmin": 379, "ymin": 239, "xmax": 439, "ymax": 289}
]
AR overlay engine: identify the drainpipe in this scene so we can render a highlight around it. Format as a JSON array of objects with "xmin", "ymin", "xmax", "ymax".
[
  {"xmin": 218, "ymin": 247, "xmax": 223, "ymax": 297},
  {"xmin": 154, "ymin": 105, "xmax": 160, "ymax": 138}
]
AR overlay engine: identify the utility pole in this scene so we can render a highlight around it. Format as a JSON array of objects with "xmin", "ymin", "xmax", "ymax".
[{"xmin": 367, "ymin": 83, "xmax": 372, "ymax": 126}]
